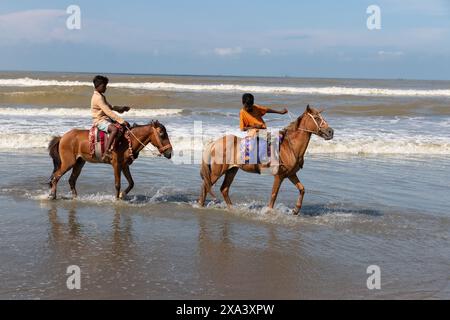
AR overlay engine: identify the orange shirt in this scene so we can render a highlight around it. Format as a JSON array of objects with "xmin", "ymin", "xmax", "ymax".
[{"xmin": 239, "ymin": 105, "xmax": 268, "ymax": 131}]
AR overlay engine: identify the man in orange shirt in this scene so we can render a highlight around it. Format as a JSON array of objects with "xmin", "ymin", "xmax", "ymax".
[
  {"xmin": 239, "ymin": 93, "xmax": 288, "ymax": 135},
  {"xmin": 239, "ymin": 93, "xmax": 288, "ymax": 169}
]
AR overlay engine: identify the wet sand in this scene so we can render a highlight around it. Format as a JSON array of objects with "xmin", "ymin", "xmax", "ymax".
[{"xmin": 0, "ymin": 153, "xmax": 449, "ymax": 299}]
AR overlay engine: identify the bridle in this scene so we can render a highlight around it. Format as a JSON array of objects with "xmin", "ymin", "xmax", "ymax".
[
  {"xmin": 282, "ymin": 111, "xmax": 328, "ymax": 166},
  {"xmin": 125, "ymin": 122, "xmax": 172, "ymax": 158},
  {"xmin": 151, "ymin": 125, "xmax": 172, "ymax": 154},
  {"xmin": 297, "ymin": 112, "xmax": 328, "ymax": 135}
]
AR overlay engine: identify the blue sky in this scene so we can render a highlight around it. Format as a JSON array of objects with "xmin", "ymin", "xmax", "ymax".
[{"xmin": 0, "ymin": 0, "xmax": 449, "ymax": 79}]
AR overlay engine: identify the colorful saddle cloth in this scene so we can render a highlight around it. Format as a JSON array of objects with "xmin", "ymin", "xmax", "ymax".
[
  {"xmin": 240, "ymin": 132, "xmax": 281, "ymax": 166},
  {"xmin": 89, "ymin": 127, "xmax": 109, "ymax": 160}
]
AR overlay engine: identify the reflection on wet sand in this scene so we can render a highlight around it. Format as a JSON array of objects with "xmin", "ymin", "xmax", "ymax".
[
  {"xmin": 195, "ymin": 214, "xmax": 320, "ymax": 299},
  {"xmin": 1, "ymin": 192, "xmax": 448, "ymax": 299},
  {"xmin": 44, "ymin": 202, "xmax": 142, "ymax": 298},
  {"xmin": 47, "ymin": 203, "xmax": 135, "ymax": 261}
]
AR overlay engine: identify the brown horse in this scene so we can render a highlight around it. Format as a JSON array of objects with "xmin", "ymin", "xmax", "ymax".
[
  {"xmin": 48, "ymin": 120, "xmax": 172, "ymax": 200},
  {"xmin": 199, "ymin": 105, "xmax": 334, "ymax": 214}
]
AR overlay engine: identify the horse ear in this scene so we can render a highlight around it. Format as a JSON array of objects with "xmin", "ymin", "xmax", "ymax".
[{"xmin": 306, "ymin": 104, "xmax": 311, "ymax": 112}]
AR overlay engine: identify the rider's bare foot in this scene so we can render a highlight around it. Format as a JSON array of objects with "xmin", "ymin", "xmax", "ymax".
[{"xmin": 102, "ymin": 150, "xmax": 112, "ymax": 162}]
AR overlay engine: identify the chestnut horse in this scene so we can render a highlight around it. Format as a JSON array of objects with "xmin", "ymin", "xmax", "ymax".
[
  {"xmin": 199, "ymin": 105, "xmax": 334, "ymax": 214},
  {"xmin": 48, "ymin": 120, "xmax": 172, "ymax": 200}
]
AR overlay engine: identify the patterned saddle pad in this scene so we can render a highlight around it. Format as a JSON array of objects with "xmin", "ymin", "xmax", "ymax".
[
  {"xmin": 89, "ymin": 127, "xmax": 109, "ymax": 160},
  {"xmin": 240, "ymin": 132, "xmax": 281, "ymax": 165}
]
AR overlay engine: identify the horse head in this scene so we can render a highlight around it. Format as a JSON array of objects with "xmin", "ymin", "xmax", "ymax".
[
  {"xmin": 149, "ymin": 120, "xmax": 173, "ymax": 159},
  {"xmin": 297, "ymin": 105, "xmax": 334, "ymax": 140}
]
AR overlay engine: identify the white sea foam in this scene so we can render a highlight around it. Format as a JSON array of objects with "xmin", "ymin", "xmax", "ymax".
[
  {"xmin": 1, "ymin": 132, "xmax": 449, "ymax": 155},
  {"xmin": 0, "ymin": 107, "xmax": 183, "ymax": 118},
  {"xmin": 309, "ymin": 138, "xmax": 450, "ymax": 155},
  {"xmin": 1, "ymin": 77, "xmax": 450, "ymax": 97},
  {"xmin": 0, "ymin": 134, "xmax": 51, "ymax": 149}
]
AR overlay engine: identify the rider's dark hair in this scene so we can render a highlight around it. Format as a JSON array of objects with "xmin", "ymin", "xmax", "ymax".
[
  {"xmin": 242, "ymin": 93, "xmax": 254, "ymax": 108},
  {"xmin": 93, "ymin": 75, "xmax": 109, "ymax": 89}
]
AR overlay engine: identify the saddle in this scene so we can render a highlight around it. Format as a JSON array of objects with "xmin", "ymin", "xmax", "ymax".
[
  {"xmin": 89, "ymin": 127, "xmax": 109, "ymax": 160},
  {"xmin": 89, "ymin": 124, "xmax": 125, "ymax": 160},
  {"xmin": 240, "ymin": 131, "xmax": 282, "ymax": 174}
]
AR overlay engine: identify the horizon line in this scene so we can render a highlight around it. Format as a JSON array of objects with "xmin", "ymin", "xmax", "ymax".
[{"xmin": 0, "ymin": 69, "xmax": 449, "ymax": 82}]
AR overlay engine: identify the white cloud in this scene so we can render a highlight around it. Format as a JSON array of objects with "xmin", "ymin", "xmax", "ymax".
[
  {"xmin": 0, "ymin": 9, "xmax": 70, "ymax": 44},
  {"xmin": 259, "ymin": 48, "xmax": 272, "ymax": 56},
  {"xmin": 0, "ymin": 9, "xmax": 163, "ymax": 54},
  {"xmin": 214, "ymin": 47, "xmax": 242, "ymax": 57},
  {"xmin": 378, "ymin": 50, "xmax": 404, "ymax": 57}
]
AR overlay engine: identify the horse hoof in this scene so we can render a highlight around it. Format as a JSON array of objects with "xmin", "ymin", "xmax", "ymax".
[
  {"xmin": 118, "ymin": 192, "xmax": 126, "ymax": 200},
  {"xmin": 48, "ymin": 194, "xmax": 56, "ymax": 200},
  {"xmin": 292, "ymin": 209, "xmax": 300, "ymax": 215}
]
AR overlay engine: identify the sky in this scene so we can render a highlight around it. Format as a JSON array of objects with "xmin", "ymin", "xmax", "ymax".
[{"xmin": 0, "ymin": 0, "xmax": 449, "ymax": 80}]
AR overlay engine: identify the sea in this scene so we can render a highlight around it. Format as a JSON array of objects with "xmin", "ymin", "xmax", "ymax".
[{"xmin": 0, "ymin": 71, "xmax": 449, "ymax": 299}]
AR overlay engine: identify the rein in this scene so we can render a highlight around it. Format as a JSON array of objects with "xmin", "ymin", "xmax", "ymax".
[
  {"xmin": 125, "ymin": 124, "xmax": 172, "ymax": 159},
  {"xmin": 282, "ymin": 112, "xmax": 327, "ymax": 165},
  {"xmin": 297, "ymin": 113, "xmax": 327, "ymax": 135}
]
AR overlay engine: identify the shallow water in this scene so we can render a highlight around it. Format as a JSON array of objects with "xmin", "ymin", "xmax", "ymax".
[
  {"xmin": 0, "ymin": 152, "xmax": 448, "ymax": 299},
  {"xmin": 0, "ymin": 72, "xmax": 449, "ymax": 299}
]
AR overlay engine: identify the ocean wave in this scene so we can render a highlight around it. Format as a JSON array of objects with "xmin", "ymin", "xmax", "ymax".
[
  {"xmin": 0, "ymin": 134, "xmax": 51, "ymax": 150},
  {"xmin": 309, "ymin": 138, "xmax": 450, "ymax": 155},
  {"xmin": 0, "ymin": 107, "xmax": 183, "ymax": 118},
  {"xmin": 1, "ymin": 133, "xmax": 449, "ymax": 155},
  {"xmin": 2, "ymin": 77, "xmax": 450, "ymax": 97}
]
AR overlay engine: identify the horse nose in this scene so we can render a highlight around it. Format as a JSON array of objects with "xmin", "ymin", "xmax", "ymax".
[
  {"xmin": 327, "ymin": 128, "xmax": 334, "ymax": 138},
  {"xmin": 164, "ymin": 150, "xmax": 172, "ymax": 159},
  {"xmin": 321, "ymin": 127, "xmax": 333, "ymax": 139}
]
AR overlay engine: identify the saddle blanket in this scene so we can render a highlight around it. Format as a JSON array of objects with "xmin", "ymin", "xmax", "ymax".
[
  {"xmin": 240, "ymin": 132, "xmax": 281, "ymax": 166},
  {"xmin": 89, "ymin": 127, "xmax": 109, "ymax": 160}
]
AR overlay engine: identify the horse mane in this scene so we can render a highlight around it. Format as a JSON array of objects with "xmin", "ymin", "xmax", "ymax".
[
  {"xmin": 131, "ymin": 120, "xmax": 164, "ymax": 129},
  {"xmin": 131, "ymin": 123, "xmax": 145, "ymax": 129},
  {"xmin": 283, "ymin": 113, "xmax": 304, "ymax": 132},
  {"xmin": 150, "ymin": 120, "xmax": 167, "ymax": 132}
]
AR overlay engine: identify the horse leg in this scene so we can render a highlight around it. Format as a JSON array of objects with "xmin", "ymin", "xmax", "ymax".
[
  {"xmin": 120, "ymin": 164, "xmax": 134, "ymax": 199},
  {"xmin": 68, "ymin": 158, "xmax": 85, "ymax": 198},
  {"xmin": 49, "ymin": 157, "xmax": 76, "ymax": 200},
  {"xmin": 268, "ymin": 175, "xmax": 284, "ymax": 210},
  {"xmin": 199, "ymin": 181, "xmax": 208, "ymax": 207},
  {"xmin": 220, "ymin": 167, "xmax": 239, "ymax": 209},
  {"xmin": 199, "ymin": 172, "xmax": 222, "ymax": 207},
  {"xmin": 113, "ymin": 161, "xmax": 122, "ymax": 200},
  {"xmin": 288, "ymin": 174, "xmax": 305, "ymax": 215}
]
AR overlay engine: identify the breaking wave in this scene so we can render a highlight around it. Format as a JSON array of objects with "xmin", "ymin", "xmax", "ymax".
[
  {"xmin": 1, "ymin": 132, "xmax": 449, "ymax": 155},
  {"xmin": 2, "ymin": 78, "xmax": 450, "ymax": 97},
  {"xmin": 0, "ymin": 107, "xmax": 183, "ymax": 118}
]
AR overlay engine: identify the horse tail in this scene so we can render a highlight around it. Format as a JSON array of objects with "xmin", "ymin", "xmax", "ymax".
[
  {"xmin": 48, "ymin": 136, "xmax": 61, "ymax": 186},
  {"xmin": 200, "ymin": 142, "xmax": 216, "ymax": 198}
]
